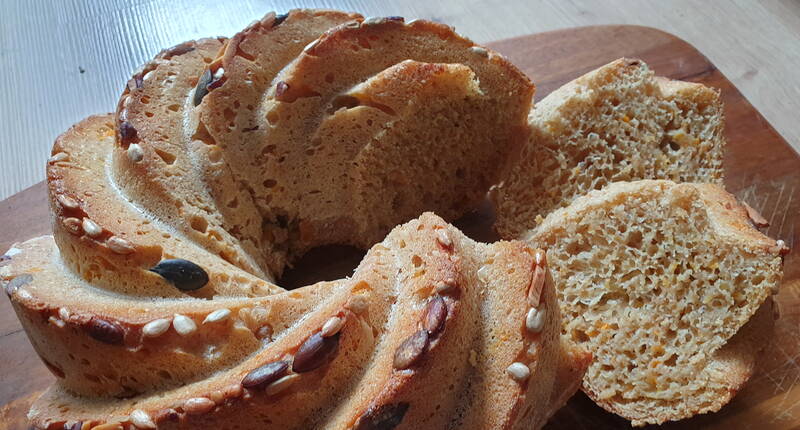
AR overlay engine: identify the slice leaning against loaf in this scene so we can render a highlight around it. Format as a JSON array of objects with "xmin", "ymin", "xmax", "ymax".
[
  {"xmin": 525, "ymin": 180, "xmax": 787, "ymax": 426},
  {"xmin": 492, "ymin": 58, "xmax": 725, "ymax": 238}
]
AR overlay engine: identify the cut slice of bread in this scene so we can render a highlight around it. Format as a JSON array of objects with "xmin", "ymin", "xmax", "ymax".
[
  {"xmin": 525, "ymin": 180, "xmax": 786, "ymax": 426},
  {"xmin": 492, "ymin": 58, "xmax": 725, "ymax": 239}
]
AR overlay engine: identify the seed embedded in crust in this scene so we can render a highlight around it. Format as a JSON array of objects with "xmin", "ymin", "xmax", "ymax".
[
  {"xmin": 526, "ymin": 307, "xmax": 546, "ymax": 333},
  {"xmin": 303, "ymin": 38, "xmax": 320, "ymax": 53},
  {"xmin": 142, "ymin": 318, "xmax": 171, "ymax": 337},
  {"xmin": 119, "ymin": 121, "xmax": 139, "ymax": 145},
  {"xmin": 507, "ymin": 362, "xmax": 530, "ymax": 382},
  {"xmin": 49, "ymin": 152, "xmax": 69, "ymax": 163},
  {"xmin": 265, "ymin": 373, "xmax": 299, "ymax": 396},
  {"xmin": 354, "ymin": 402, "xmax": 410, "ymax": 430},
  {"xmin": 193, "ymin": 68, "xmax": 213, "ymax": 106},
  {"xmin": 423, "ymin": 296, "xmax": 447, "ymax": 336},
  {"xmin": 127, "ymin": 143, "xmax": 144, "ymax": 162},
  {"xmin": 129, "ymin": 409, "xmax": 156, "ymax": 429},
  {"xmin": 183, "ymin": 397, "xmax": 215, "ymax": 415},
  {"xmin": 82, "ymin": 218, "xmax": 103, "ymax": 238},
  {"xmin": 203, "ymin": 308, "xmax": 231, "ymax": 324},
  {"xmin": 293, "ymin": 332, "xmax": 340, "ymax": 373},
  {"xmin": 57, "ymin": 194, "xmax": 79, "ymax": 210},
  {"xmin": 436, "ymin": 229, "xmax": 453, "ymax": 249},
  {"xmin": 470, "ymin": 46, "xmax": 489, "ymax": 57},
  {"xmin": 242, "ymin": 360, "xmax": 290, "ymax": 389},
  {"xmin": 58, "ymin": 307, "xmax": 70, "ymax": 321},
  {"xmin": 434, "ymin": 278, "xmax": 457, "ymax": 294},
  {"xmin": 321, "ymin": 316, "xmax": 344, "ymax": 338},
  {"xmin": 62, "ymin": 217, "xmax": 82, "ymax": 234},
  {"xmin": 5, "ymin": 273, "xmax": 33, "ymax": 294},
  {"xmin": 743, "ymin": 202, "xmax": 770, "ymax": 228},
  {"xmin": 107, "ymin": 236, "xmax": 135, "ymax": 254},
  {"xmin": 172, "ymin": 314, "xmax": 197, "ymax": 335},
  {"xmin": 86, "ymin": 317, "xmax": 124, "ymax": 345},
  {"xmin": 149, "ymin": 259, "xmax": 209, "ymax": 291},
  {"xmin": 477, "ymin": 265, "xmax": 490, "ymax": 283},
  {"xmin": 393, "ymin": 330, "xmax": 429, "ymax": 370},
  {"xmin": 528, "ymin": 265, "xmax": 545, "ymax": 306},
  {"xmin": 63, "ymin": 421, "xmax": 83, "ymax": 430},
  {"xmin": 276, "ymin": 81, "xmax": 290, "ymax": 99},
  {"xmin": 534, "ymin": 249, "xmax": 546, "ymax": 266}
]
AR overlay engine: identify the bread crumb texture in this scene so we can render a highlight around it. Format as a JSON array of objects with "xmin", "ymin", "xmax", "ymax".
[
  {"xmin": 529, "ymin": 180, "xmax": 782, "ymax": 425},
  {"xmin": 494, "ymin": 58, "xmax": 725, "ymax": 238}
]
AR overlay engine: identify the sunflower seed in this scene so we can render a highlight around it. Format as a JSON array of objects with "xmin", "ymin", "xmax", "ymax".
[
  {"xmin": 58, "ymin": 307, "xmax": 70, "ymax": 321},
  {"xmin": 321, "ymin": 316, "xmax": 344, "ymax": 338},
  {"xmin": 127, "ymin": 143, "xmax": 144, "ymax": 162},
  {"xmin": 242, "ymin": 360, "xmax": 289, "ymax": 388},
  {"xmin": 203, "ymin": 308, "xmax": 231, "ymax": 324},
  {"xmin": 526, "ymin": 307, "xmax": 546, "ymax": 333},
  {"xmin": 393, "ymin": 330, "xmax": 429, "ymax": 370},
  {"xmin": 470, "ymin": 46, "xmax": 489, "ymax": 57},
  {"xmin": 119, "ymin": 121, "xmax": 138, "ymax": 145},
  {"xmin": 149, "ymin": 259, "xmax": 209, "ymax": 291},
  {"xmin": 507, "ymin": 362, "xmax": 530, "ymax": 382},
  {"xmin": 62, "ymin": 217, "xmax": 82, "ymax": 234},
  {"xmin": 534, "ymin": 249, "xmax": 546, "ymax": 266},
  {"xmin": 293, "ymin": 332, "xmax": 340, "ymax": 373},
  {"xmin": 265, "ymin": 373, "xmax": 299, "ymax": 395},
  {"xmin": 142, "ymin": 318, "xmax": 171, "ymax": 337},
  {"xmin": 82, "ymin": 218, "xmax": 103, "ymax": 237},
  {"xmin": 57, "ymin": 194, "xmax": 79, "ymax": 210},
  {"xmin": 434, "ymin": 279, "xmax": 457, "ymax": 294},
  {"xmin": 49, "ymin": 152, "xmax": 69, "ymax": 163},
  {"xmin": 107, "ymin": 236, "xmax": 135, "ymax": 254},
  {"xmin": 129, "ymin": 409, "xmax": 156, "ymax": 429},
  {"xmin": 436, "ymin": 229, "xmax": 453, "ymax": 249},
  {"xmin": 183, "ymin": 397, "xmax": 215, "ymax": 415},
  {"xmin": 172, "ymin": 314, "xmax": 197, "ymax": 335}
]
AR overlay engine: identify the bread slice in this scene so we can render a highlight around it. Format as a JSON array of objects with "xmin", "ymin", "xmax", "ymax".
[
  {"xmin": 492, "ymin": 58, "xmax": 725, "ymax": 238},
  {"xmin": 4, "ymin": 213, "xmax": 587, "ymax": 429},
  {"xmin": 198, "ymin": 15, "xmax": 533, "ymax": 262},
  {"xmin": 525, "ymin": 180, "xmax": 786, "ymax": 426}
]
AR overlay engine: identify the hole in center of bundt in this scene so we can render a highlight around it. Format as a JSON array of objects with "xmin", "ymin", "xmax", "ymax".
[{"xmin": 279, "ymin": 245, "xmax": 366, "ymax": 290}]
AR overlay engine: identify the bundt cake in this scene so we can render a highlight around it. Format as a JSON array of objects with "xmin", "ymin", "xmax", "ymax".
[
  {"xmin": 524, "ymin": 180, "xmax": 786, "ymax": 426},
  {"xmin": 0, "ymin": 9, "xmax": 597, "ymax": 430},
  {"xmin": 491, "ymin": 58, "xmax": 725, "ymax": 238}
]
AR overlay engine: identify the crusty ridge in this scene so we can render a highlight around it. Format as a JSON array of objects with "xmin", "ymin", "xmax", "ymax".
[
  {"xmin": 527, "ymin": 180, "xmax": 784, "ymax": 426},
  {"xmin": 492, "ymin": 58, "xmax": 725, "ymax": 239}
]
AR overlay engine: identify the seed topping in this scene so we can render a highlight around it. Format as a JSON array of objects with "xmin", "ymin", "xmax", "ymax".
[
  {"xmin": 149, "ymin": 259, "xmax": 209, "ymax": 291},
  {"xmin": 321, "ymin": 316, "xmax": 345, "ymax": 338},
  {"xmin": 86, "ymin": 317, "xmax": 124, "ymax": 345},
  {"xmin": 62, "ymin": 217, "xmax": 82, "ymax": 234},
  {"xmin": 172, "ymin": 314, "xmax": 197, "ymax": 335},
  {"xmin": 127, "ymin": 143, "xmax": 144, "ymax": 162},
  {"xmin": 265, "ymin": 373, "xmax": 299, "ymax": 395},
  {"xmin": 57, "ymin": 194, "xmax": 79, "ymax": 210},
  {"xmin": 203, "ymin": 308, "xmax": 231, "ymax": 324},
  {"xmin": 354, "ymin": 402, "xmax": 410, "ymax": 430},
  {"xmin": 528, "ymin": 265, "xmax": 545, "ymax": 306},
  {"xmin": 142, "ymin": 318, "xmax": 171, "ymax": 337},
  {"xmin": 293, "ymin": 332, "xmax": 340, "ymax": 373},
  {"xmin": 507, "ymin": 362, "xmax": 530, "ymax": 382},
  {"xmin": 393, "ymin": 330, "xmax": 429, "ymax": 370},
  {"xmin": 423, "ymin": 296, "xmax": 447, "ymax": 336},
  {"xmin": 82, "ymin": 218, "xmax": 103, "ymax": 237},
  {"xmin": 526, "ymin": 307, "xmax": 546, "ymax": 333},
  {"xmin": 183, "ymin": 397, "xmax": 215, "ymax": 415},
  {"xmin": 436, "ymin": 229, "xmax": 453, "ymax": 249},
  {"xmin": 129, "ymin": 409, "xmax": 156, "ymax": 429},
  {"xmin": 242, "ymin": 360, "xmax": 290, "ymax": 388},
  {"xmin": 107, "ymin": 236, "xmax": 135, "ymax": 254}
]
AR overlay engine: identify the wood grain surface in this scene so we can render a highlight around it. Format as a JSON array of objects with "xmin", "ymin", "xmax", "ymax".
[
  {"xmin": 1, "ymin": 0, "xmax": 800, "ymax": 201},
  {"xmin": 1, "ymin": 25, "xmax": 799, "ymax": 430}
]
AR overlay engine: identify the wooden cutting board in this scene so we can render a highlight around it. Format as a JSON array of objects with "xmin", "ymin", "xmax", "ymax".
[{"xmin": 0, "ymin": 25, "xmax": 798, "ymax": 429}]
